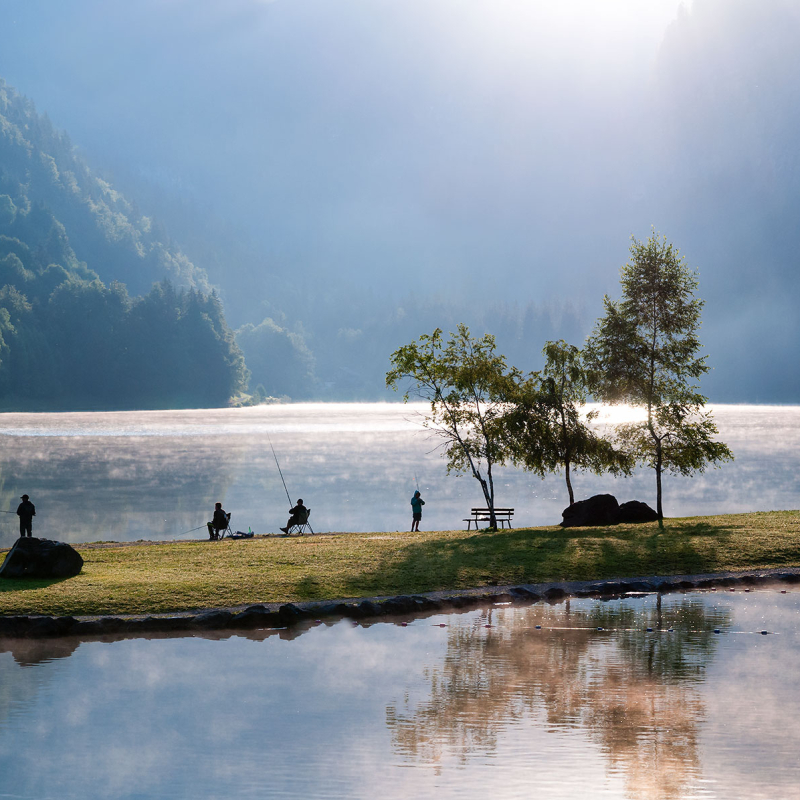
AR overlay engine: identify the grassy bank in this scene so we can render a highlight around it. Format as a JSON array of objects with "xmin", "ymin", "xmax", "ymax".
[{"xmin": 1, "ymin": 510, "xmax": 799, "ymax": 617}]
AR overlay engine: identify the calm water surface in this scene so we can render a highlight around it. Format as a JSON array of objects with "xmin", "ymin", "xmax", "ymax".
[
  {"xmin": 0, "ymin": 403, "xmax": 797, "ymax": 545},
  {"xmin": 1, "ymin": 590, "xmax": 798, "ymax": 799}
]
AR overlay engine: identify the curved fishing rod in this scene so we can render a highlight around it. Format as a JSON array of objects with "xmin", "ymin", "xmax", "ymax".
[{"xmin": 267, "ymin": 433, "xmax": 293, "ymax": 506}]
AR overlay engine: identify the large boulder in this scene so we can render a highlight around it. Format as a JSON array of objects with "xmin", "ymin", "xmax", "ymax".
[
  {"xmin": 560, "ymin": 494, "xmax": 620, "ymax": 527},
  {"xmin": 618, "ymin": 500, "xmax": 659, "ymax": 523},
  {"xmin": 0, "ymin": 537, "xmax": 83, "ymax": 579}
]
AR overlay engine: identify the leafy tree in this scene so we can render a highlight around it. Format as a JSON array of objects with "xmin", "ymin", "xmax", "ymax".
[
  {"xmin": 585, "ymin": 232, "xmax": 733, "ymax": 526},
  {"xmin": 236, "ymin": 317, "xmax": 316, "ymax": 399},
  {"xmin": 386, "ymin": 325, "xmax": 519, "ymax": 529},
  {"xmin": 505, "ymin": 340, "xmax": 632, "ymax": 506}
]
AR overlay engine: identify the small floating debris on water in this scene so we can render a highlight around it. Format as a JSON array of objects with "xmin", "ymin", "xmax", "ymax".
[{"xmin": 714, "ymin": 629, "xmax": 721, "ymax": 634}]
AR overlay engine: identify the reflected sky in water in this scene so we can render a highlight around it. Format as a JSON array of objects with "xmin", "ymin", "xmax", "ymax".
[
  {"xmin": 0, "ymin": 591, "xmax": 798, "ymax": 799},
  {"xmin": 0, "ymin": 403, "xmax": 798, "ymax": 545}
]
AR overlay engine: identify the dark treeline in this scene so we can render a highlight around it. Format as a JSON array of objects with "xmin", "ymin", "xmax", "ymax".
[{"xmin": 0, "ymin": 80, "xmax": 246, "ymax": 409}]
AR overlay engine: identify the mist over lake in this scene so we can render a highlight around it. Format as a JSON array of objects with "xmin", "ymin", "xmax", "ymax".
[{"xmin": 0, "ymin": 403, "xmax": 795, "ymax": 546}]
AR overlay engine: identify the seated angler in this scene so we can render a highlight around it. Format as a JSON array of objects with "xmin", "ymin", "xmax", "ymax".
[
  {"xmin": 280, "ymin": 499, "xmax": 309, "ymax": 533},
  {"xmin": 207, "ymin": 502, "xmax": 230, "ymax": 540}
]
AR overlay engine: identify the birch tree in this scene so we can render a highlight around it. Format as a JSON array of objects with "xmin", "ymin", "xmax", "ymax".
[{"xmin": 585, "ymin": 232, "xmax": 733, "ymax": 527}]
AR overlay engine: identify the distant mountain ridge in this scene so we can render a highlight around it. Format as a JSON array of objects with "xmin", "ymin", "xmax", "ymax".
[
  {"xmin": 0, "ymin": 78, "xmax": 207, "ymax": 294},
  {"xmin": 0, "ymin": 78, "xmax": 247, "ymax": 410}
]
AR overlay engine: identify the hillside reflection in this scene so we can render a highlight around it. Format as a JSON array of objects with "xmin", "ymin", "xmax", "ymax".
[{"xmin": 386, "ymin": 596, "xmax": 730, "ymax": 800}]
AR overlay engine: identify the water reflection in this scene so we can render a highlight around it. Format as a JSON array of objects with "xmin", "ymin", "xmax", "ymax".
[
  {"xmin": 0, "ymin": 403, "xmax": 797, "ymax": 545},
  {"xmin": 387, "ymin": 597, "xmax": 730, "ymax": 799},
  {"xmin": 0, "ymin": 592, "xmax": 799, "ymax": 799}
]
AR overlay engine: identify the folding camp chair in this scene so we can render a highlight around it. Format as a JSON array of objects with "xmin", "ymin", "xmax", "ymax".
[
  {"xmin": 214, "ymin": 513, "xmax": 234, "ymax": 540},
  {"xmin": 286, "ymin": 509, "xmax": 314, "ymax": 535}
]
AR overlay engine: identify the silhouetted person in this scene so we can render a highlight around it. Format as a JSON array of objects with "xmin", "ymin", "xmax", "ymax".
[
  {"xmin": 16, "ymin": 494, "xmax": 35, "ymax": 538},
  {"xmin": 281, "ymin": 499, "xmax": 309, "ymax": 533},
  {"xmin": 207, "ymin": 502, "xmax": 230, "ymax": 540},
  {"xmin": 411, "ymin": 490, "xmax": 425, "ymax": 532}
]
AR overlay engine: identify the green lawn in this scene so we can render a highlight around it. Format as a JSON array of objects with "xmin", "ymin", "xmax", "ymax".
[{"xmin": 1, "ymin": 510, "xmax": 799, "ymax": 616}]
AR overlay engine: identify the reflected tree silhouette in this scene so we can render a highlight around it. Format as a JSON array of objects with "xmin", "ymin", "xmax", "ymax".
[{"xmin": 386, "ymin": 597, "xmax": 731, "ymax": 800}]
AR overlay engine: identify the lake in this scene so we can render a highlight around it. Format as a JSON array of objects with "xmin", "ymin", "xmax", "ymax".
[
  {"xmin": 1, "ymin": 589, "xmax": 798, "ymax": 799},
  {"xmin": 0, "ymin": 403, "xmax": 797, "ymax": 545}
]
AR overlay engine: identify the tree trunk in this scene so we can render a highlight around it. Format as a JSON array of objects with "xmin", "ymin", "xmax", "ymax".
[
  {"xmin": 478, "ymin": 475, "xmax": 497, "ymax": 531},
  {"xmin": 655, "ymin": 441, "xmax": 663, "ymax": 529},
  {"xmin": 565, "ymin": 458, "xmax": 574, "ymax": 506}
]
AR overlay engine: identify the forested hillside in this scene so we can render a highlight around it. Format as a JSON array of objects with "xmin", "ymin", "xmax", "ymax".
[{"xmin": 0, "ymin": 79, "xmax": 247, "ymax": 409}]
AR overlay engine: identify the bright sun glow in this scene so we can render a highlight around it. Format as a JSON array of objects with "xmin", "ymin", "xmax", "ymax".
[{"xmin": 585, "ymin": 402, "xmax": 648, "ymax": 425}]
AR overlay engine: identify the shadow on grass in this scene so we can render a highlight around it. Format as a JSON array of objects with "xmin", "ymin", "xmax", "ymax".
[
  {"xmin": 336, "ymin": 522, "xmax": 741, "ymax": 598},
  {"xmin": 0, "ymin": 575, "xmax": 74, "ymax": 593}
]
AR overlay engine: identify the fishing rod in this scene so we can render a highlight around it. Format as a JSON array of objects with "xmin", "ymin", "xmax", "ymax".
[
  {"xmin": 267, "ymin": 433, "xmax": 293, "ymax": 506},
  {"xmin": 414, "ymin": 473, "xmax": 420, "ymax": 492},
  {"xmin": 175, "ymin": 524, "xmax": 208, "ymax": 538}
]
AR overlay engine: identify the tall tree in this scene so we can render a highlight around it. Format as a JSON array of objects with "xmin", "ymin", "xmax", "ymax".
[
  {"xmin": 505, "ymin": 340, "xmax": 632, "ymax": 506},
  {"xmin": 386, "ymin": 325, "xmax": 518, "ymax": 530},
  {"xmin": 585, "ymin": 233, "xmax": 733, "ymax": 526}
]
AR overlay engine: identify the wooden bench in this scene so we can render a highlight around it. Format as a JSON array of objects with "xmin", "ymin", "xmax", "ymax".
[{"xmin": 464, "ymin": 508, "xmax": 514, "ymax": 530}]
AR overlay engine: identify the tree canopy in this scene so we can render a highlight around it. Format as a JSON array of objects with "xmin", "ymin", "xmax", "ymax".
[
  {"xmin": 387, "ymin": 325, "xmax": 519, "ymax": 529},
  {"xmin": 505, "ymin": 340, "xmax": 632, "ymax": 507},
  {"xmin": 585, "ymin": 232, "xmax": 733, "ymax": 525}
]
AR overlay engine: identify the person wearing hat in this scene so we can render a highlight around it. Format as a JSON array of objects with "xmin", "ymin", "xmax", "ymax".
[{"xmin": 16, "ymin": 494, "xmax": 36, "ymax": 538}]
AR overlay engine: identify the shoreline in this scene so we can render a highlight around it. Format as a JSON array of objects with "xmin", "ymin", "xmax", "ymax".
[{"xmin": 1, "ymin": 565, "xmax": 798, "ymax": 640}]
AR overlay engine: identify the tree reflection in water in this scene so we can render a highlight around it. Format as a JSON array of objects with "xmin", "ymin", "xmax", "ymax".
[{"xmin": 386, "ymin": 595, "xmax": 732, "ymax": 800}]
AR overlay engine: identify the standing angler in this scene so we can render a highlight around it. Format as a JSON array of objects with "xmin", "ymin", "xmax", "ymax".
[
  {"xmin": 410, "ymin": 490, "xmax": 425, "ymax": 532},
  {"xmin": 16, "ymin": 494, "xmax": 35, "ymax": 538}
]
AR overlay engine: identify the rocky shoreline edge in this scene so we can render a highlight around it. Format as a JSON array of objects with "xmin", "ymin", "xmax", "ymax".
[{"xmin": 2, "ymin": 566, "xmax": 799, "ymax": 640}]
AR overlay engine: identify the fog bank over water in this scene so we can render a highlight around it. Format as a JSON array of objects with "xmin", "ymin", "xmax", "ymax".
[
  {"xmin": 0, "ymin": 403, "xmax": 795, "ymax": 545},
  {"xmin": 1, "ymin": 1, "xmax": 799, "ymax": 400}
]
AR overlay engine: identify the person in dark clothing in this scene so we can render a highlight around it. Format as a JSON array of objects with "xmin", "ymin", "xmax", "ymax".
[
  {"xmin": 16, "ymin": 494, "xmax": 36, "ymax": 538},
  {"xmin": 207, "ymin": 502, "xmax": 230, "ymax": 540},
  {"xmin": 410, "ymin": 490, "xmax": 425, "ymax": 532},
  {"xmin": 280, "ymin": 499, "xmax": 309, "ymax": 533}
]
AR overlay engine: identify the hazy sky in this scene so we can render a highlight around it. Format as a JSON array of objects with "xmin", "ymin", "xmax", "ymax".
[
  {"xmin": 0, "ymin": 0, "xmax": 690, "ymax": 298},
  {"xmin": 2, "ymin": 0, "xmax": 799, "ymax": 400}
]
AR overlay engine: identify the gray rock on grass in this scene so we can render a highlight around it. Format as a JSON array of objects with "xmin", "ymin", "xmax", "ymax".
[
  {"xmin": 560, "ymin": 494, "xmax": 620, "ymax": 527},
  {"xmin": 0, "ymin": 537, "xmax": 83, "ymax": 579},
  {"xmin": 560, "ymin": 494, "xmax": 659, "ymax": 527}
]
